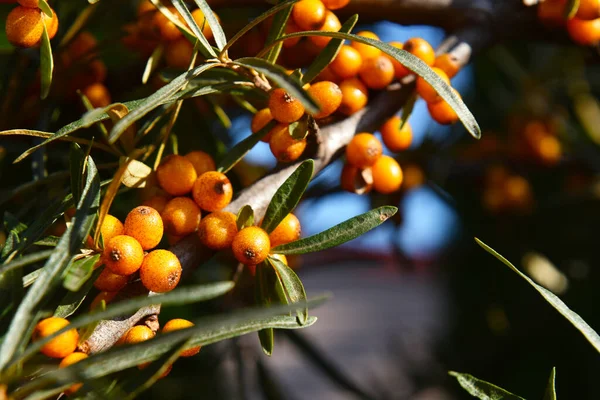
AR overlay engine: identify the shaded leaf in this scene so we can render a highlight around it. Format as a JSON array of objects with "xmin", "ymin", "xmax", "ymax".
[
  {"xmin": 449, "ymin": 371, "xmax": 525, "ymax": 400},
  {"xmin": 55, "ymin": 264, "xmax": 102, "ymax": 318},
  {"xmin": 40, "ymin": 22, "xmax": 53, "ymax": 100},
  {"xmin": 171, "ymin": 0, "xmax": 216, "ymax": 58},
  {"xmin": 400, "ymin": 92, "xmax": 417, "ymax": 130},
  {"xmin": 288, "ymin": 115, "xmax": 309, "ymax": 140},
  {"xmin": 69, "ymin": 144, "xmax": 86, "ymax": 207},
  {"xmin": 63, "ymin": 254, "xmax": 100, "ymax": 292},
  {"xmin": 263, "ymin": 0, "xmax": 293, "ymax": 64},
  {"xmin": 142, "ymin": 44, "xmax": 164, "ymax": 85},
  {"xmin": 565, "ymin": 0, "xmax": 580, "ymax": 19},
  {"xmin": 544, "ymin": 367, "xmax": 557, "ymax": 400},
  {"xmin": 261, "ymin": 159, "xmax": 313, "ymax": 234},
  {"xmin": 236, "ymin": 205, "xmax": 255, "ymax": 231},
  {"xmin": 268, "ymin": 256, "xmax": 307, "ymax": 324},
  {"xmin": 0, "ymin": 250, "xmax": 53, "ymax": 279},
  {"xmin": 192, "ymin": 0, "xmax": 227, "ymax": 50},
  {"xmin": 476, "ymin": 238, "xmax": 600, "ymax": 354},
  {"xmin": 217, "ymin": 120, "xmax": 276, "ymax": 173},
  {"xmin": 273, "ymin": 206, "xmax": 397, "ymax": 255}
]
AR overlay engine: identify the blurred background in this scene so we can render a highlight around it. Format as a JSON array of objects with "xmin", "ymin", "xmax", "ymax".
[{"xmin": 2, "ymin": 1, "xmax": 600, "ymax": 399}]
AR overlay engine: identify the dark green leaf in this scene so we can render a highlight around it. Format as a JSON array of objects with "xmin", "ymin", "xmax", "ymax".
[
  {"xmin": 288, "ymin": 115, "xmax": 309, "ymax": 140},
  {"xmin": 192, "ymin": 0, "xmax": 227, "ymax": 50},
  {"xmin": 217, "ymin": 120, "xmax": 276, "ymax": 173},
  {"xmin": 63, "ymin": 254, "xmax": 100, "ymax": 292},
  {"xmin": 256, "ymin": 263, "xmax": 275, "ymax": 355},
  {"xmin": 234, "ymin": 57, "xmax": 320, "ymax": 113},
  {"xmin": 261, "ymin": 159, "xmax": 313, "ymax": 234},
  {"xmin": 476, "ymin": 238, "xmax": 600, "ymax": 354},
  {"xmin": 273, "ymin": 206, "xmax": 397, "ymax": 255},
  {"xmin": 0, "ymin": 250, "xmax": 53, "ymax": 279},
  {"xmin": 55, "ymin": 264, "xmax": 102, "ymax": 318},
  {"xmin": 565, "ymin": 0, "xmax": 579, "ymax": 19},
  {"xmin": 263, "ymin": 1, "xmax": 293, "ymax": 64},
  {"xmin": 400, "ymin": 92, "xmax": 417, "ymax": 130},
  {"xmin": 448, "ymin": 371, "xmax": 525, "ymax": 400},
  {"xmin": 543, "ymin": 367, "xmax": 557, "ymax": 400},
  {"xmin": 236, "ymin": 205, "xmax": 255, "ymax": 231},
  {"xmin": 40, "ymin": 22, "xmax": 54, "ymax": 100},
  {"xmin": 268, "ymin": 256, "xmax": 307, "ymax": 324},
  {"xmin": 302, "ymin": 14, "xmax": 358, "ymax": 84},
  {"xmin": 172, "ymin": 0, "xmax": 216, "ymax": 58},
  {"xmin": 69, "ymin": 144, "xmax": 85, "ymax": 205},
  {"xmin": 34, "ymin": 236, "xmax": 60, "ymax": 247}
]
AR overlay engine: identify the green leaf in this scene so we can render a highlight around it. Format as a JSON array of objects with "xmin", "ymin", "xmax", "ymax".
[
  {"xmin": 268, "ymin": 256, "xmax": 308, "ymax": 324},
  {"xmin": 40, "ymin": 22, "xmax": 54, "ymax": 100},
  {"xmin": 273, "ymin": 206, "xmax": 397, "ymax": 255},
  {"xmin": 69, "ymin": 144, "xmax": 85, "ymax": 205},
  {"xmin": 400, "ymin": 92, "xmax": 417, "ymax": 130},
  {"xmin": 288, "ymin": 115, "xmax": 309, "ymax": 140},
  {"xmin": 448, "ymin": 371, "xmax": 525, "ymax": 400},
  {"xmin": 476, "ymin": 238, "xmax": 600, "ymax": 354},
  {"xmin": 234, "ymin": 57, "xmax": 320, "ymax": 113},
  {"xmin": 217, "ymin": 120, "xmax": 277, "ymax": 173},
  {"xmin": 543, "ymin": 367, "xmax": 557, "ymax": 400},
  {"xmin": 236, "ymin": 205, "xmax": 255, "ymax": 231},
  {"xmin": 0, "ymin": 156, "xmax": 100, "ymax": 371},
  {"xmin": 142, "ymin": 44, "xmax": 164, "ymax": 84},
  {"xmin": 191, "ymin": 0, "xmax": 227, "ymax": 50},
  {"xmin": 265, "ymin": 31, "xmax": 481, "ymax": 139},
  {"xmin": 0, "ymin": 250, "xmax": 53, "ymax": 279},
  {"xmin": 38, "ymin": 0, "xmax": 53, "ymax": 17},
  {"xmin": 171, "ymin": 0, "xmax": 216, "ymax": 58},
  {"xmin": 256, "ymin": 263, "xmax": 275, "ymax": 355},
  {"xmin": 55, "ymin": 263, "xmax": 102, "ymax": 318},
  {"xmin": 63, "ymin": 254, "xmax": 100, "ymax": 292},
  {"xmin": 263, "ymin": 0, "xmax": 293, "ymax": 64},
  {"xmin": 565, "ymin": 0, "xmax": 580, "ymax": 19},
  {"xmin": 261, "ymin": 159, "xmax": 313, "ymax": 234},
  {"xmin": 302, "ymin": 14, "xmax": 358, "ymax": 84}
]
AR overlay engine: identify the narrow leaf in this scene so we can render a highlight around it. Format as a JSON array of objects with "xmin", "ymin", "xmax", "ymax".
[
  {"xmin": 55, "ymin": 264, "xmax": 102, "ymax": 318},
  {"xmin": 236, "ymin": 205, "xmax": 255, "ymax": 231},
  {"xmin": 217, "ymin": 120, "xmax": 276, "ymax": 173},
  {"xmin": 256, "ymin": 263, "xmax": 275, "ymax": 355},
  {"xmin": 449, "ymin": 371, "xmax": 525, "ymax": 400},
  {"xmin": 40, "ymin": 22, "xmax": 54, "ymax": 100},
  {"xmin": 272, "ymin": 206, "xmax": 397, "ymax": 255},
  {"xmin": 171, "ymin": 0, "xmax": 216, "ymax": 58},
  {"xmin": 142, "ymin": 44, "xmax": 164, "ymax": 84},
  {"xmin": 192, "ymin": 0, "xmax": 227, "ymax": 50},
  {"xmin": 63, "ymin": 254, "xmax": 101, "ymax": 292},
  {"xmin": 261, "ymin": 159, "xmax": 313, "ymax": 233},
  {"xmin": 543, "ymin": 367, "xmax": 557, "ymax": 400},
  {"xmin": 400, "ymin": 92, "xmax": 417, "ymax": 130},
  {"xmin": 69, "ymin": 144, "xmax": 85, "ymax": 206},
  {"xmin": 565, "ymin": 0, "xmax": 580, "ymax": 19},
  {"xmin": 38, "ymin": 0, "xmax": 53, "ymax": 17},
  {"xmin": 263, "ymin": 1, "xmax": 293, "ymax": 64},
  {"xmin": 476, "ymin": 238, "xmax": 600, "ymax": 354},
  {"xmin": 268, "ymin": 256, "xmax": 308, "ymax": 324},
  {"xmin": 0, "ymin": 250, "xmax": 53, "ymax": 278},
  {"xmin": 288, "ymin": 115, "xmax": 309, "ymax": 140}
]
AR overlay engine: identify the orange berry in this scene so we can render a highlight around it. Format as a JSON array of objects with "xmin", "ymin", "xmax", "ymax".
[
  {"xmin": 330, "ymin": 45, "xmax": 363, "ymax": 79},
  {"xmin": 268, "ymin": 88, "xmax": 305, "ymax": 123},
  {"xmin": 402, "ymin": 164, "xmax": 425, "ymax": 191},
  {"xmin": 17, "ymin": 0, "xmax": 39, "ymax": 7},
  {"xmin": 140, "ymin": 249, "xmax": 182, "ymax": 292},
  {"xmin": 338, "ymin": 77, "xmax": 368, "ymax": 116},
  {"xmin": 156, "ymin": 154, "xmax": 198, "ymax": 196},
  {"xmin": 67, "ymin": 32, "xmax": 97, "ymax": 61},
  {"xmin": 6, "ymin": 6, "xmax": 45, "ymax": 48},
  {"xmin": 503, "ymin": 175, "xmax": 533, "ymax": 210},
  {"xmin": 434, "ymin": 53, "xmax": 461, "ymax": 79},
  {"xmin": 137, "ymin": 0, "xmax": 155, "ymax": 17},
  {"xmin": 81, "ymin": 83, "xmax": 111, "ymax": 108},
  {"xmin": 283, "ymin": 19, "xmax": 302, "ymax": 48},
  {"xmin": 122, "ymin": 325, "xmax": 155, "ymax": 344},
  {"xmin": 46, "ymin": 8, "xmax": 59, "ymax": 40},
  {"xmin": 358, "ymin": 55, "xmax": 395, "ymax": 90},
  {"xmin": 102, "ymin": 235, "xmax": 144, "ymax": 276},
  {"xmin": 309, "ymin": 10, "xmax": 341, "ymax": 48},
  {"xmin": 94, "ymin": 268, "xmax": 130, "ymax": 292},
  {"xmin": 292, "ymin": 0, "xmax": 327, "ymax": 31},
  {"xmin": 161, "ymin": 197, "xmax": 201, "ymax": 236},
  {"xmin": 153, "ymin": 7, "xmax": 183, "ymax": 41},
  {"xmin": 164, "ymin": 37, "xmax": 194, "ymax": 69},
  {"xmin": 33, "ymin": 317, "xmax": 79, "ymax": 359},
  {"xmin": 394, "ymin": 37, "xmax": 435, "ymax": 77},
  {"xmin": 269, "ymin": 123, "xmax": 308, "ymax": 162},
  {"xmin": 315, "ymin": 66, "xmax": 342, "ymax": 84},
  {"xmin": 251, "ymin": 108, "xmax": 274, "ymax": 142},
  {"xmin": 567, "ymin": 17, "xmax": 600, "ymax": 45},
  {"xmin": 380, "ymin": 116, "xmax": 412, "ymax": 152},
  {"xmin": 162, "ymin": 319, "xmax": 200, "ymax": 357},
  {"xmin": 427, "ymin": 91, "xmax": 460, "ymax": 125},
  {"xmin": 142, "ymin": 195, "xmax": 170, "ymax": 215},
  {"xmin": 307, "ymin": 81, "xmax": 342, "ymax": 118},
  {"xmin": 351, "ymin": 31, "xmax": 381, "ymax": 61},
  {"xmin": 340, "ymin": 163, "xmax": 373, "ymax": 194},
  {"xmin": 322, "ymin": 0, "xmax": 350, "ymax": 9},
  {"xmin": 269, "ymin": 214, "xmax": 301, "ymax": 248},
  {"xmin": 198, "ymin": 211, "xmax": 238, "ymax": 250},
  {"xmin": 416, "ymin": 67, "xmax": 450, "ymax": 103},
  {"xmin": 232, "ymin": 226, "xmax": 271, "ymax": 265},
  {"xmin": 185, "ymin": 150, "xmax": 216, "ymax": 176},
  {"xmin": 191, "ymin": 8, "xmax": 216, "ymax": 41},
  {"xmin": 577, "ymin": 0, "xmax": 600, "ymax": 20},
  {"xmin": 90, "ymin": 291, "xmax": 117, "ymax": 311},
  {"xmin": 346, "ymin": 133, "xmax": 383, "ymax": 168},
  {"xmin": 59, "ymin": 352, "xmax": 88, "ymax": 395},
  {"xmin": 192, "ymin": 171, "xmax": 233, "ymax": 212},
  {"xmin": 124, "ymin": 206, "xmax": 164, "ymax": 250},
  {"xmin": 372, "ymin": 155, "xmax": 403, "ymax": 194},
  {"xmin": 100, "ymin": 214, "xmax": 124, "ymax": 246}
]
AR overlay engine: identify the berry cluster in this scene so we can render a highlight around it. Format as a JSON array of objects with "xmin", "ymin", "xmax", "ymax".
[
  {"xmin": 5, "ymin": 1, "xmax": 58, "ymax": 48},
  {"xmin": 538, "ymin": 0, "xmax": 600, "ymax": 45}
]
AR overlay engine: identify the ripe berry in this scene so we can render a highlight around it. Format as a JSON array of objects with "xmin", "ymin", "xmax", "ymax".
[
  {"xmin": 268, "ymin": 88, "xmax": 305, "ymax": 123},
  {"xmin": 102, "ymin": 235, "xmax": 144, "ymax": 276},
  {"xmin": 416, "ymin": 67, "xmax": 450, "ymax": 103},
  {"xmin": 140, "ymin": 249, "xmax": 182, "ymax": 293},
  {"xmin": 372, "ymin": 155, "xmax": 403, "ymax": 194},
  {"xmin": 198, "ymin": 211, "xmax": 238, "ymax": 250},
  {"xmin": 192, "ymin": 171, "xmax": 233, "ymax": 212},
  {"xmin": 162, "ymin": 319, "xmax": 201, "ymax": 357},
  {"xmin": 307, "ymin": 81, "xmax": 342, "ymax": 118},
  {"xmin": 358, "ymin": 55, "xmax": 395, "ymax": 90},
  {"xmin": 427, "ymin": 91, "xmax": 460, "ymax": 125},
  {"xmin": 380, "ymin": 116, "xmax": 412, "ymax": 152},
  {"xmin": 90, "ymin": 291, "xmax": 117, "ymax": 311},
  {"xmin": 59, "ymin": 352, "xmax": 88, "ymax": 395},
  {"xmin": 156, "ymin": 154, "xmax": 198, "ymax": 196},
  {"xmin": 567, "ymin": 17, "xmax": 600, "ymax": 45},
  {"xmin": 434, "ymin": 53, "xmax": 461, "ymax": 79},
  {"xmin": 32, "ymin": 317, "xmax": 79, "ymax": 359},
  {"xmin": 269, "ymin": 213, "xmax": 301, "ymax": 247},
  {"xmin": 18, "ymin": 0, "xmax": 39, "ymax": 7},
  {"xmin": 142, "ymin": 195, "xmax": 170, "ymax": 215},
  {"xmin": 6, "ymin": 6, "xmax": 52, "ymax": 48},
  {"xmin": 338, "ymin": 77, "xmax": 368, "ymax": 116},
  {"xmin": 346, "ymin": 133, "xmax": 383, "ymax": 168},
  {"xmin": 504, "ymin": 175, "xmax": 533, "ymax": 210},
  {"xmin": 283, "ymin": 19, "xmax": 302, "ymax": 48},
  {"xmin": 351, "ymin": 31, "xmax": 382, "ymax": 60},
  {"xmin": 309, "ymin": 10, "xmax": 341, "ymax": 48},
  {"xmin": 153, "ymin": 6, "xmax": 183, "ymax": 41},
  {"xmin": 185, "ymin": 150, "xmax": 216, "ymax": 176},
  {"xmin": 94, "ymin": 268, "xmax": 130, "ymax": 292},
  {"xmin": 269, "ymin": 123, "xmax": 308, "ymax": 162},
  {"xmin": 124, "ymin": 206, "xmax": 164, "ymax": 250},
  {"xmin": 251, "ymin": 108, "xmax": 274, "ymax": 142},
  {"xmin": 330, "ymin": 45, "xmax": 363, "ymax": 79},
  {"xmin": 100, "ymin": 214, "xmax": 124, "ymax": 246},
  {"xmin": 161, "ymin": 197, "xmax": 201, "ymax": 236},
  {"xmin": 232, "ymin": 226, "xmax": 271, "ymax": 265},
  {"xmin": 577, "ymin": 0, "xmax": 600, "ymax": 20},
  {"xmin": 164, "ymin": 37, "xmax": 193, "ymax": 69},
  {"xmin": 394, "ymin": 37, "xmax": 435, "ymax": 77},
  {"xmin": 81, "ymin": 83, "xmax": 112, "ymax": 108},
  {"xmin": 322, "ymin": 0, "xmax": 350, "ymax": 9},
  {"xmin": 292, "ymin": 0, "xmax": 327, "ymax": 31},
  {"xmin": 122, "ymin": 325, "xmax": 155, "ymax": 344},
  {"xmin": 341, "ymin": 163, "xmax": 373, "ymax": 194},
  {"xmin": 315, "ymin": 66, "xmax": 342, "ymax": 84}
]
